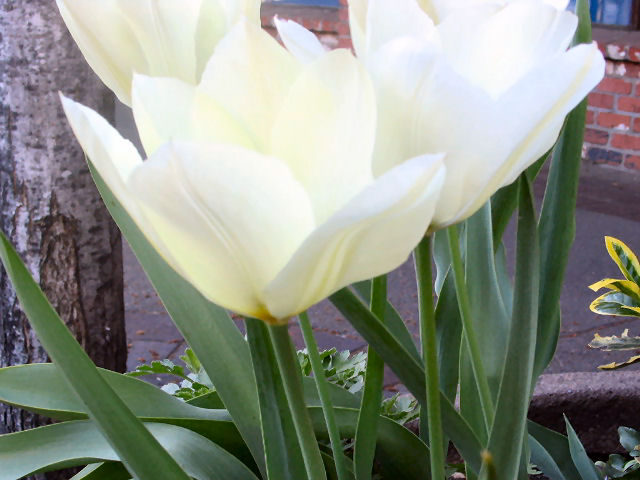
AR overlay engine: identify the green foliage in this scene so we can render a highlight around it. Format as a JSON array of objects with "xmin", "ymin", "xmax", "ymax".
[
  {"xmin": 596, "ymin": 427, "xmax": 640, "ymax": 479},
  {"xmin": 588, "ymin": 237, "xmax": 640, "ymax": 369},
  {"xmin": 131, "ymin": 346, "xmax": 419, "ymax": 426}
]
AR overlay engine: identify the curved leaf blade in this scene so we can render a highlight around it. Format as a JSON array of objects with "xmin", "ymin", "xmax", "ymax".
[
  {"xmin": 605, "ymin": 237, "xmax": 640, "ymax": 285},
  {"xmin": 0, "ymin": 421, "xmax": 259, "ymax": 480}
]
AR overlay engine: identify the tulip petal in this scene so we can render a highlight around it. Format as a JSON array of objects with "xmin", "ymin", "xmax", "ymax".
[
  {"xmin": 274, "ymin": 18, "xmax": 326, "ymax": 64},
  {"xmin": 199, "ymin": 21, "xmax": 302, "ymax": 152},
  {"xmin": 271, "ymin": 49, "xmax": 377, "ymax": 225},
  {"xmin": 363, "ymin": 0, "xmax": 437, "ymax": 54},
  {"xmin": 56, "ymin": 0, "xmax": 146, "ymax": 105},
  {"xmin": 128, "ymin": 142, "xmax": 315, "ymax": 322},
  {"xmin": 437, "ymin": 0, "xmax": 577, "ymax": 97},
  {"xmin": 131, "ymin": 75, "xmax": 255, "ymax": 156},
  {"xmin": 59, "ymin": 95, "xmax": 145, "ymax": 224},
  {"xmin": 264, "ymin": 154, "xmax": 445, "ymax": 320}
]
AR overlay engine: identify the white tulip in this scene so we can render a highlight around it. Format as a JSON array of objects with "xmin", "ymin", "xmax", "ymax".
[
  {"xmin": 56, "ymin": 0, "xmax": 260, "ymax": 105},
  {"xmin": 281, "ymin": 0, "xmax": 603, "ymax": 229},
  {"xmin": 61, "ymin": 22, "xmax": 445, "ymax": 323}
]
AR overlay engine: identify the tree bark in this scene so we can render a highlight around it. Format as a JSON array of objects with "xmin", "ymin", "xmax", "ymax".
[{"xmin": 0, "ymin": 0, "xmax": 126, "ymax": 441}]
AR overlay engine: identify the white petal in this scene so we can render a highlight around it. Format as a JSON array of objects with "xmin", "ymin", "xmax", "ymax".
[
  {"xmin": 437, "ymin": 0, "xmax": 577, "ymax": 97},
  {"xmin": 264, "ymin": 154, "xmax": 445, "ymax": 320},
  {"xmin": 128, "ymin": 142, "xmax": 315, "ymax": 322},
  {"xmin": 274, "ymin": 18, "xmax": 326, "ymax": 64},
  {"xmin": 199, "ymin": 20, "xmax": 302, "ymax": 152},
  {"xmin": 365, "ymin": 0, "xmax": 437, "ymax": 54},
  {"xmin": 271, "ymin": 49, "xmax": 376, "ymax": 225},
  {"xmin": 348, "ymin": 0, "xmax": 368, "ymax": 57},
  {"xmin": 56, "ymin": 0, "xmax": 145, "ymax": 105},
  {"xmin": 60, "ymin": 95, "xmax": 144, "ymax": 223},
  {"xmin": 131, "ymin": 75, "xmax": 255, "ymax": 156}
]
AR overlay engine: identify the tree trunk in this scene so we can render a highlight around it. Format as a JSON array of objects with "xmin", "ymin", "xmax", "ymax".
[{"xmin": 0, "ymin": 0, "xmax": 126, "ymax": 442}]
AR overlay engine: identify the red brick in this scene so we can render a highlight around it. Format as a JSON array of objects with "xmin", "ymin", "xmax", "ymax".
[
  {"xmin": 630, "ymin": 47, "xmax": 640, "ymax": 63},
  {"xmin": 588, "ymin": 147, "xmax": 623, "ymax": 165},
  {"xmin": 618, "ymin": 96, "xmax": 640, "ymax": 113},
  {"xmin": 624, "ymin": 62, "xmax": 640, "ymax": 77},
  {"xmin": 597, "ymin": 77, "xmax": 633, "ymax": 94},
  {"xmin": 625, "ymin": 154, "xmax": 640, "ymax": 169},
  {"xmin": 612, "ymin": 133, "xmax": 640, "ymax": 150},
  {"xmin": 589, "ymin": 92, "xmax": 615, "ymax": 109},
  {"xmin": 634, "ymin": 118, "xmax": 640, "ymax": 133},
  {"xmin": 586, "ymin": 109, "xmax": 596, "ymax": 125},
  {"xmin": 585, "ymin": 128, "xmax": 610, "ymax": 145},
  {"xmin": 597, "ymin": 112, "xmax": 632, "ymax": 129}
]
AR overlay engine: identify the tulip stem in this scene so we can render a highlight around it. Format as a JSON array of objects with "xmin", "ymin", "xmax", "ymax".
[
  {"xmin": 354, "ymin": 275, "xmax": 387, "ymax": 480},
  {"xmin": 268, "ymin": 324, "xmax": 327, "ymax": 480},
  {"xmin": 299, "ymin": 311, "xmax": 350, "ymax": 480},
  {"xmin": 414, "ymin": 235, "xmax": 446, "ymax": 480},
  {"xmin": 446, "ymin": 225, "xmax": 494, "ymax": 429}
]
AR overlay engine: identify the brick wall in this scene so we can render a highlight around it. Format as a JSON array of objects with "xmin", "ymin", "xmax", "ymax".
[
  {"xmin": 585, "ymin": 30, "xmax": 640, "ymax": 171},
  {"xmin": 261, "ymin": 5, "xmax": 640, "ymax": 172},
  {"xmin": 261, "ymin": 0, "xmax": 351, "ymax": 49}
]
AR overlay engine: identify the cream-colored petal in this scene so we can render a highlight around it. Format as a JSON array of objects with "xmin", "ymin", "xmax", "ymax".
[
  {"xmin": 56, "ymin": 0, "xmax": 145, "ymax": 105},
  {"xmin": 128, "ymin": 142, "xmax": 314, "ymax": 322},
  {"xmin": 274, "ymin": 18, "xmax": 326, "ymax": 64},
  {"xmin": 271, "ymin": 49, "xmax": 376, "ymax": 225},
  {"xmin": 348, "ymin": 0, "xmax": 368, "ymax": 57},
  {"xmin": 264, "ymin": 154, "xmax": 445, "ymax": 320},
  {"xmin": 437, "ymin": 0, "xmax": 577, "ymax": 97},
  {"xmin": 199, "ymin": 20, "xmax": 302, "ymax": 152},
  {"xmin": 60, "ymin": 95, "xmax": 144, "ymax": 222},
  {"xmin": 131, "ymin": 75, "xmax": 255, "ymax": 156},
  {"xmin": 115, "ymin": 0, "xmax": 201, "ymax": 82},
  {"xmin": 365, "ymin": 0, "xmax": 437, "ymax": 54}
]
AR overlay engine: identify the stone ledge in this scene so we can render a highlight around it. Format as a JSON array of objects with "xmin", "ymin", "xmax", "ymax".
[{"xmin": 529, "ymin": 371, "xmax": 640, "ymax": 454}]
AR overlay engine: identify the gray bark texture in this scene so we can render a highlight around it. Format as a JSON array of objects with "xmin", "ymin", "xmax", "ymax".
[{"xmin": 0, "ymin": 0, "xmax": 126, "ymax": 440}]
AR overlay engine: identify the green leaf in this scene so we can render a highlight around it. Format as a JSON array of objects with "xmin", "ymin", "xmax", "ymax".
[
  {"xmin": 589, "ymin": 291, "xmax": 640, "ymax": 317},
  {"xmin": 461, "ymin": 203, "xmax": 510, "ymax": 439},
  {"xmin": 246, "ymin": 318, "xmax": 306, "ymax": 480},
  {"xmin": 0, "ymin": 421, "xmax": 259, "ymax": 480},
  {"xmin": 310, "ymin": 406, "xmax": 431, "ymax": 479},
  {"xmin": 618, "ymin": 427, "xmax": 640, "ymax": 454},
  {"xmin": 329, "ymin": 288, "xmax": 483, "ymax": 473},
  {"xmin": 534, "ymin": 0, "xmax": 592, "ymax": 379},
  {"xmin": 528, "ymin": 421, "xmax": 581, "ymax": 480},
  {"xmin": 589, "ymin": 330, "xmax": 640, "ymax": 351},
  {"xmin": 0, "ymin": 363, "xmax": 254, "ymax": 467},
  {"xmin": 89, "ymin": 163, "xmax": 265, "ymax": 474},
  {"xmin": 605, "ymin": 237, "xmax": 640, "ymax": 285},
  {"xmin": 529, "ymin": 436, "xmax": 568, "ymax": 480},
  {"xmin": 0, "ymin": 232, "xmax": 190, "ymax": 480},
  {"xmin": 352, "ymin": 280, "xmax": 420, "ymax": 363},
  {"xmin": 70, "ymin": 463, "xmax": 130, "ymax": 480},
  {"xmin": 484, "ymin": 175, "xmax": 539, "ymax": 480},
  {"xmin": 564, "ymin": 416, "xmax": 602, "ymax": 480}
]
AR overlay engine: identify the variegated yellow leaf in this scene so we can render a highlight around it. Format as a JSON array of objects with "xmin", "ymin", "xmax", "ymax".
[{"xmin": 605, "ymin": 236, "xmax": 640, "ymax": 285}]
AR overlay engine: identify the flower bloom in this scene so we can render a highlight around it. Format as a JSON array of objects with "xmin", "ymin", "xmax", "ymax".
[
  {"xmin": 278, "ymin": 0, "xmax": 603, "ymax": 229},
  {"xmin": 61, "ymin": 22, "xmax": 445, "ymax": 324},
  {"xmin": 56, "ymin": 0, "xmax": 260, "ymax": 105}
]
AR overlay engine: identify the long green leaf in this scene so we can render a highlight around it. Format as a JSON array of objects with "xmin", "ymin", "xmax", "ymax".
[
  {"xmin": 352, "ymin": 280, "xmax": 420, "ymax": 362},
  {"xmin": 0, "ymin": 232, "xmax": 190, "ymax": 480},
  {"xmin": 246, "ymin": 319, "xmax": 305, "ymax": 480},
  {"xmin": 484, "ymin": 175, "xmax": 539, "ymax": 480},
  {"xmin": 528, "ymin": 436, "xmax": 567, "ymax": 480},
  {"xmin": 88, "ymin": 163, "xmax": 265, "ymax": 474},
  {"xmin": 329, "ymin": 288, "xmax": 483, "ymax": 473},
  {"xmin": 71, "ymin": 463, "xmax": 131, "ymax": 480},
  {"xmin": 0, "ymin": 421, "xmax": 258, "ymax": 480},
  {"xmin": 535, "ymin": 0, "xmax": 592, "ymax": 378},
  {"xmin": 564, "ymin": 417, "xmax": 601, "ymax": 480},
  {"xmin": 309, "ymin": 406, "xmax": 430, "ymax": 479},
  {"xmin": 528, "ymin": 421, "xmax": 581, "ymax": 480},
  {"xmin": 0, "ymin": 364, "xmax": 254, "ymax": 467}
]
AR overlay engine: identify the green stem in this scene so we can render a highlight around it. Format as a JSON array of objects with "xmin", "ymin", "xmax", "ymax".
[
  {"xmin": 354, "ymin": 276, "xmax": 387, "ymax": 480},
  {"xmin": 268, "ymin": 324, "xmax": 327, "ymax": 480},
  {"xmin": 446, "ymin": 225, "xmax": 494, "ymax": 429},
  {"xmin": 299, "ymin": 311, "xmax": 350, "ymax": 480},
  {"xmin": 415, "ymin": 236, "xmax": 446, "ymax": 479}
]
